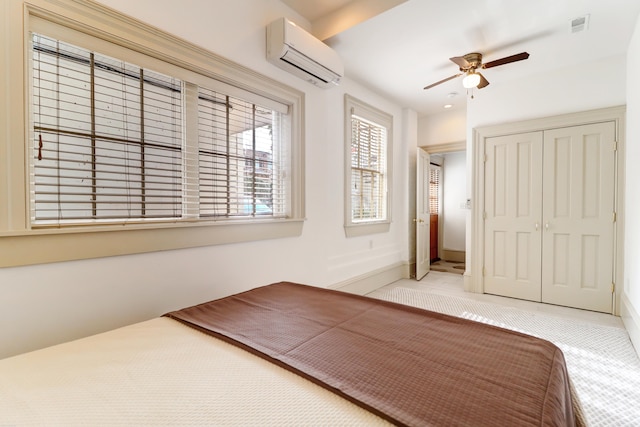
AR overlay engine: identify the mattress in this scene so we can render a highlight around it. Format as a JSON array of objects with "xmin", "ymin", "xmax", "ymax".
[
  {"xmin": 0, "ymin": 317, "xmax": 390, "ymax": 426},
  {"xmin": 0, "ymin": 282, "xmax": 579, "ymax": 426}
]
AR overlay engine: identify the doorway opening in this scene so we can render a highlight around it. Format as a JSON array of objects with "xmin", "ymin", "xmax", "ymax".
[{"xmin": 419, "ymin": 142, "xmax": 467, "ymax": 277}]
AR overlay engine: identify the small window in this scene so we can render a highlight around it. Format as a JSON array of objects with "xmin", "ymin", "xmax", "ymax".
[
  {"xmin": 429, "ymin": 166, "xmax": 441, "ymax": 214},
  {"xmin": 344, "ymin": 95, "xmax": 392, "ymax": 237}
]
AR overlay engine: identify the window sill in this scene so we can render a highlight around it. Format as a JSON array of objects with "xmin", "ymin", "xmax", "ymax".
[
  {"xmin": 344, "ymin": 221, "xmax": 390, "ymax": 238},
  {"xmin": 0, "ymin": 219, "xmax": 304, "ymax": 267}
]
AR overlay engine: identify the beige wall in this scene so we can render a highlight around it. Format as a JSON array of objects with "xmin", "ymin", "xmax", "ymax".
[
  {"xmin": 622, "ymin": 13, "xmax": 640, "ymax": 352},
  {"xmin": 417, "ymin": 108, "xmax": 466, "ymax": 147}
]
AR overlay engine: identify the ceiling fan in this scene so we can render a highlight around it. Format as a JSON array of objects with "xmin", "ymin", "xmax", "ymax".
[{"xmin": 423, "ymin": 51, "xmax": 530, "ymax": 90}]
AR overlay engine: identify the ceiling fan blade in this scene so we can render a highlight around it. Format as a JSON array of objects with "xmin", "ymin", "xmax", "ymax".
[
  {"xmin": 477, "ymin": 72, "xmax": 490, "ymax": 89},
  {"xmin": 449, "ymin": 56, "xmax": 470, "ymax": 69},
  {"xmin": 482, "ymin": 52, "xmax": 529, "ymax": 69},
  {"xmin": 423, "ymin": 73, "xmax": 462, "ymax": 90}
]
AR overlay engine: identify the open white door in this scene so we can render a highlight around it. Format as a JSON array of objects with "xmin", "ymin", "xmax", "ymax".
[{"xmin": 416, "ymin": 148, "xmax": 430, "ymax": 280}]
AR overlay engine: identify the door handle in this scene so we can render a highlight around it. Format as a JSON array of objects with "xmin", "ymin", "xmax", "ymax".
[
  {"xmin": 545, "ymin": 222, "xmax": 550, "ymax": 231},
  {"xmin": 413, "ymin": 218, "xmax": 425, "ymax": 224},
  {"xmin": 535, "ymin": 222, "xmax": 539, "ymax": 231}
]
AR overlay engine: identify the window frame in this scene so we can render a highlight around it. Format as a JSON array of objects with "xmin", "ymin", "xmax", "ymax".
[
  {"xmin": 344, "ymin": 94, "xmax": 392, "ymax": 237},
  {"xmin": 0, "ymin": 0, "xmax": 305, "ymax": 267}
]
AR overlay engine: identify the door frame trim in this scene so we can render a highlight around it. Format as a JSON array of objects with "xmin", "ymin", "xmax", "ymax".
[
  {"xmin": 471, "ymin": 106, "xmax": 626, "ymax": 315},
  {"xmin": 422, "ymin": 141, "xmax": 466, "ymax": 154}
]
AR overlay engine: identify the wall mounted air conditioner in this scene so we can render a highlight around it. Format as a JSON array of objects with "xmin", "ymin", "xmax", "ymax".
[{"xmin": 266, "ymin": 18, "xmax": 343, "ymax": 88}]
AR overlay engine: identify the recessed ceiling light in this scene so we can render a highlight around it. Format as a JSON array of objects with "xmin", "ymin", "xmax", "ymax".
[
  {"xmin": 447, "ymin": 92, "xmax": 458, "ymax": 98},
  {"xmin": 444, "ymin": 104, "xmax": 453, "ymax": 109}
]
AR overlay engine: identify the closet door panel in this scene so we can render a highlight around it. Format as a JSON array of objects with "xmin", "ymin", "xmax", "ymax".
[
  {"xmin": 541, "ymin": 122, "xmax": 615, "ymax": 312},
  {"xmin": 484, "ymin": 132, "xmax": 542, "ymax": 301}
]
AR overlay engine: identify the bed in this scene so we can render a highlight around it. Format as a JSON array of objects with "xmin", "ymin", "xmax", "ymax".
[{"xmin": 0, "ymin": 281, "xmax": 582, "ymax": 426}]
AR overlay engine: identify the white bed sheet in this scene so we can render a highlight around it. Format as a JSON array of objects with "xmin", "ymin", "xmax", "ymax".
[{"xmin": 0, "ymin": 317, "xmax": 391, "ymax": 426}]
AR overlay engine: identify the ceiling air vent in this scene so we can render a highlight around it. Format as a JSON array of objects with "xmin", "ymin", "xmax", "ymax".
[{"xmin": 570, "ymin": 14, "xmax": 590, "ymax": 33}]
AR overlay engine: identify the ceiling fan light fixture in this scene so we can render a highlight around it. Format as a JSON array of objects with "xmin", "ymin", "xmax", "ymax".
[
  {"xmin": 423, "ymin": 51, "xmax": 529, "ymax": 92},
  {"xmin": 462, "ymin": 72, "xmax": 480, "ymax": 88}
]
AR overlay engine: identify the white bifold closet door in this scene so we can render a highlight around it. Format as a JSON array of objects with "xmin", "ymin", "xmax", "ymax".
[
  {"xmin": 484, "ymin": 122, "xmax": 616, "ymax": 313},
  {"xmin": 484, "ymin": 132, "xmax": 543, "ymax": 302}
]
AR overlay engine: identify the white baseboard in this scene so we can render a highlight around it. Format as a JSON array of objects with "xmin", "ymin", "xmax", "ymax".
[
  {"xmin": 463, "ymin": 272, "xmax": 475, "ymax": 293},
  {"xmin": 621, "ymin": 292, "xmax": 640, "ymax": 358},
  {"xmin": 329, "ymin": 262, "xmax": 410, "ymax": 295}
]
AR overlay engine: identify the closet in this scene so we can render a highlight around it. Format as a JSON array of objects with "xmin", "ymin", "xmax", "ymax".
[{"xmin": 480, "ymin": 114, "xmax": 620, "ymax": 313}]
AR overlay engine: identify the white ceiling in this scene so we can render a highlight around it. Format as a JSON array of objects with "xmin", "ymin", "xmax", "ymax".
[
  {"xmin": 282, "ymin": 0, "xmax": 353, "ymax": 22},
  {"xmin": 282, "ymin": 0, "xmax": 640, "ymax": 116}
]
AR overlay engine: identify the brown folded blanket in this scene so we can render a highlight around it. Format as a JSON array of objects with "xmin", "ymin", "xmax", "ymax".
[{"xmin": 165, "ymin": 282, "xmax": 576, "ymax": 426}]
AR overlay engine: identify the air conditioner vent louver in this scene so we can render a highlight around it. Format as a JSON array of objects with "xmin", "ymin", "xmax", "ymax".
[{"xmin": 281, "ymin": 49, "xmax": 333, "ymax": 84}]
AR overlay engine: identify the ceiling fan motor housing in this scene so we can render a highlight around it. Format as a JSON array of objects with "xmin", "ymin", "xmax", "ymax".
[{"xmin": 462, "ymin": 52, "xmax": 483, "ymax": 70}]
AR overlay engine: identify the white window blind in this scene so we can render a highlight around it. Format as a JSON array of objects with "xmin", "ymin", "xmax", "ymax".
[
  {"xmin": 30, "ymin": 32, "xmax": 292, "ymax": 227},
  {"xmin": 197, "ymin": 87, "xmax": 287, "ymax": 219},
  {"xmin": 350, "ymin": 114, "xmax": 387, "ymax": 222},
  {"xmin": 32, "ymin": 34, "xmax": 183, "ymax": 224},
  {"xmin": 344, "ymin": 95, "xmax": 392, "ymax": 237}
]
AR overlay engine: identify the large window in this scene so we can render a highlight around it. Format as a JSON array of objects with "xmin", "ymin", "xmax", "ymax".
[
  {"xmin": 0, "ymin": 1, "xmax": 304, "ymax": 267},
  {"xmin": 344, "ymin": 95, "xmax": 392, "ymax": 237},
  {"xmin": 31, "ymin": 34, "xmax": 290, "ymax": 226}
]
